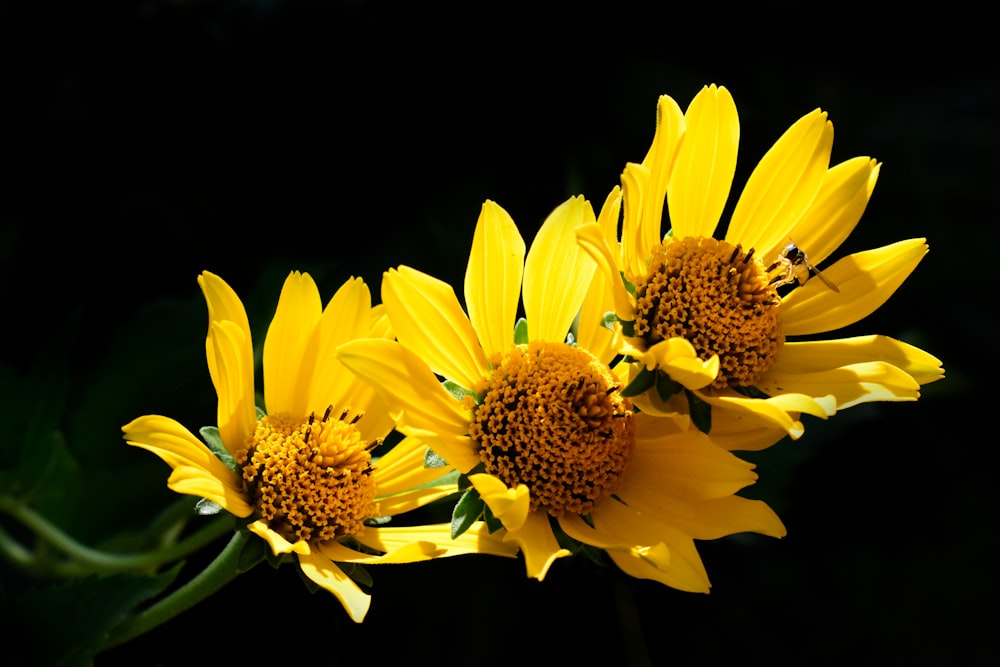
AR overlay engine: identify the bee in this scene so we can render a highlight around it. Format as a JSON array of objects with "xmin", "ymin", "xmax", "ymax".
[{"xmin": 767, "ymin": 242, "xmax": 840, "ymax": 293}]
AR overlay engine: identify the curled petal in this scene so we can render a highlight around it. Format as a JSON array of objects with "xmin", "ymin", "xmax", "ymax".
[
  {"xmin": 757, "ymin": 361, "xmax": 921, "ymax": 410},
  {"xmin": 247, "ymin": 520, "xmax": 310, "ymax": 555},
  {"xmin": 773, "ymin": 336, "xmax": 944, "ymax": 386},
  {"xmin": 642, "ymin": 337, "xmax": 720, "ymax": 389},
  {"xmin": 297, "ymin": 549, "xmax": 371, "ymax": 623},
  {"xmin": 468, "ymin": 473, "xmax": 530, "ymax": 532}
]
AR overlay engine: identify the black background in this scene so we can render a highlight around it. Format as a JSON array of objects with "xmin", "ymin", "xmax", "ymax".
[{"xmin": 2, "ymin": 1, "xmax": 996, "ymax": 665}]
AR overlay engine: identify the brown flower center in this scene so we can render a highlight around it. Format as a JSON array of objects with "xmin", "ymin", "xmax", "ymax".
[
  {"xmin": 633, "ymin": 236, "xmax": 784, "ymax": 389},
  {"xmin": 238, "ymin": 407, "xmax": 379, "ymax": 543},
  {"xmin": 470, "ymin": 341, "xmax": 635, "ymax": 517}
]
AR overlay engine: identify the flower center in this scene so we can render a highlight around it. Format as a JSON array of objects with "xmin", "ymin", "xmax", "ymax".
[
  {"xmin": 633, "ymin": 236, "xmax": 784, "ymax": 389},
  {"xmin": 470, "ymin": 341, "xmax": 636, "ymax": 517},
  {"xmin": 238, "ymin": 407, "xmax": 379, "ymax": 544}
]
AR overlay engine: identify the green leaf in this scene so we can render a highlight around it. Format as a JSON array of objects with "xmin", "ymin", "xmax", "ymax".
[
  {"xmin": 686, "ymin": 390, "xmax": 712, "ymax": 434},
  {"xmin": 199, "ymin": 426, "xmax": 238, "ymax": 472},
  {"xmin": 620, "ymin": 319, "xmax": 636, "ymax": 337},
  {"xmin": 7, "ymin": 564, "xmax": 182, "ymax": 667},
  {"xmin": 513, "ymin": 317, "xmax": 529, "ymax": 345},
  {"xmin": 483, "ymin": 504, "xmax": 504, "ymax": 533},
  {"xmin": 621, "ymin": 367, "xmax": 656, "ymax": 397},
  {"xmin": 450, "ymin": 487, "xmax": 485, "ymax": 539}
]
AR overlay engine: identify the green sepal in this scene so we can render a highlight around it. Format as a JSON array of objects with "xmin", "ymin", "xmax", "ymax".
[
  {"xmin": 620, "ymin": 272, "xmax": 636, "ymax": 296},
  {"xmin": 483, "ymin": 504, "xmax": 504, "ymax": 534},
  {"xmin": 600, "ymin": 311, "xmax": 619, "ymax": 331},
  {"xmin": 621, "ymin": 366, "xmax": 656, "ymax": 397},
  {"xmin": 424, "ymin": 448, "xmax": 448, "ymax": 469},
  {"xmin": 620, "ymin": 319, "xmax": 636, "ymax": 337},
  {"xmin": 450, "ymin": 487, "xmax": 485, "ymax": 539},
  {"xmin": 236, "ymin": 531, "xmax": 269, "ymax": 573},
  {"xmin": 194, "ymin": 498, "xmax": 223, "ymax": 516},
  {"xmin": 686, "ymin": 390, "xmax": 712, "ymax": 434},
  {"xmin": 442, "ymin": 379, "xmax": 475, "ymax": 402},
  {"xmin": 655, "ymin": 373, "xmax": 683, "ymax": 403},
  {"xmin": 513, "ymin": 317, "xmax": 529, "ymax": 345},
  {"xmin": 339, "ymin": 562, "xmax": 374, "ymax": 589},
  {"xmin": 199, "ymin": 426, "xmax": 237, "ymax": 472}
]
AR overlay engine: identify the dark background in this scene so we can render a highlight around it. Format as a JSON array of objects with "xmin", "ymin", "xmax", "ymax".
[{"xmin": 2, "ymin": 1, "xmax": 996, "ymax": 665}]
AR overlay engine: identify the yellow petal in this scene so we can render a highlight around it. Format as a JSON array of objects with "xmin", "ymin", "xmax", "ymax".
[
  {"xmin": 708, "ymin": 408, "xmax": 790, "ymax": 452},
  {"xmin": 576, "ymin": 221, "xmax": 635, "ymax": 323},
  {"xmin": 563, "ymin": 500, "xmax": 710, "ymax": 593},
  {"xmin": 375, "ymin": 484, "xmax": 458, "ymax": 517},
  {"xmin": 246, "ymin": 519, "xmax": 310, "ymax": 555},
  {"xmin": 781, "ymin": 238, "xmax": 928, "ymax": 336},
  {"xmin": 464, "ymin": 200, "xmax": 525, "ymax": 358},
  {"xmin": 522, "ymin": 196, "xmax": 597, "ymax": 343},
  {"xmin": 262, "ymin": 271, "xmax": 322, "ymax": 417},
  {"xmin": 197, "ymin": 272, "xmax": 253, "ymax": 408},
  {"xmin": 350, "ymin": 522, "xmax": 519, "ymax": 560},
  {"xmin": 773, "ymin": 336, "xmax": 944, "ymax": 386},
  {"xmin": 776, "ymin": 157, "xmax": 880, "ymax": 266},
  {"xmin": 468, "ymin": 473, "xmax": 530, "ymax": 532},
  {"xmin": 637, "ymin": 93, "xmax": 685, "ymax": 248},
  {"xmin": 305, "ymin": 276, "xmax": 377, "ymax": 419},
  {"xmin": 622, "ymin": 427, "xmax": 759, "ymax": 502},
  {"xmin": 382, "ymin": 266, "xmax": 488, "ymax": 392},
  {"xmin": 695, "ymin": 389, "xmax": 837, "ymax": 439},
  {"xmin": 297, "ymin": 549, "xmax": 371, "ymax": 623},
  {"xmin": 123, "ymin": 415, "xmax": 253, "ymax": 517},
  {"xmin": 502, "ymin": 509, "xmax": 571, "ymax": 581},
  {"xmin": 727, "ymin": 108, "xmax": 833, "ymax": 254},
  {"xmin": 669, "ymin": 84, "xmax": 739, "ymax": 239},
  {"xmin": 337, "ymin": 339, "xmax": 481, "ymax": 472},
  {"xmin": 620, "ymin": 163, "xmax": 658, "ymax": 280},
  {"xmin": 758, "ymin": 361, "xmax": 920, "ymax": 410},
  {"xmin": 207, "ymin": 320, "xmax": 257, "ymax": 458},
  {"xmin": 644, "ymin": 337, "xmax": 719, "ymax": 389},
  {"xmin": 319, "ymin": 535, "xmax": 438, "ymax": 564},
  {"xmin": 371, "ymin": 435, "xmax": 454, "ymax": 497}
]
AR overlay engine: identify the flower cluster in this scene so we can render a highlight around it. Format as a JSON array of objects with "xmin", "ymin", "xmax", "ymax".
[{"xmin": 124, "ymin": 84, "xmax": 942, "ymax": 623}]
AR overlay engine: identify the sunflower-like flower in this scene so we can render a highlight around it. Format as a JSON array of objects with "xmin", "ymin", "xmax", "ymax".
[
  {"xmin": 337, "ymin": 197, "xmax": 786, "ymax": 591},
  {"xmin": 123, "ymin": 271, "xmax": 517, "ymax": 622},
  {"xmin": 577, "ymin": 84, "xmax": 944, "ymax": 443}
]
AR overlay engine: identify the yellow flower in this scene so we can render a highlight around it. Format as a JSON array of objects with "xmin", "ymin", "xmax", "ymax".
[
  {"xmin": 338, "ymin": 197, "xmax": 786, "ymax": 592},
  {"xmin": 578, "ymin": 84, "xmax": 943, "ymax": 443},
  {"xmin": 123, "ymin": 271, "xmax": 517, "ymax": 622}
]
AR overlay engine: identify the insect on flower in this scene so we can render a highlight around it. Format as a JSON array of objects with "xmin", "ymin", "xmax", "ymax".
[{"xmin": 767, "ymin": 241, "xmax": 840, "ymax": 292}]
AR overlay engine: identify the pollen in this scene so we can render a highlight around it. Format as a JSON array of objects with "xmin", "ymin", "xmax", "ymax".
[
  {"xmin": 237, "ymin": 407, "xmax": 379, "ymax": 544},
  {"xmin": 470, "ymin": 341, "xmax": 636, "ymax": 517},
  {"xmin": 633, "ymin": 236, "xmax": 784, "ymax": 389}
]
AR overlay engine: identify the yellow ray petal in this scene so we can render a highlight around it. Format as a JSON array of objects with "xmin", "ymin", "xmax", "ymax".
[
  {"xmin": 375, "ymin": 484, "xmax": 457, "ymax": 517},
  {"xmin": 383, "ymin": 266, "xmax": 488, "ymax": 392},
  {"xmin": 297, "ymin": 549, "xmax": 371, "ymax": 623},
  {"xmin": 305, "ymin": 276, "xmax": 375, "ymax": 416},
  {"xmin": 642, "ymin": 337, "xmax": 719, "ymax": 389},
  {"xmin": 781, "ymin": 238, "xmax": 928, "ymax": 336},
  {"xmin": 669, "ymin": 84, "xmax": 739, "ymax": 239},
  {"xmin": 469, "ymin": 473, "xmax": 530, "ymax": 532},
  {"xmin": 351, "ymin": 522, "xmax": 520, "ymax": 560},
  {"xmin": 207, "ymin": 320, "xmax": 257, "ymax": 458},
  {"xmin": 318, "ymin": 534, "xmax": 437, "ymax": 564},
  {"xmin": 576, "ymin": 222, "xmax": 635, "ymax": 322},
  {"xmin": 695, "ymin": 390, "xmax": 835, "ymax": 439},
  {"xmin": 727, "ymin": 109, "xmax": 833, "ymax": 253},
  {"xmin": 620, "ymin": 163, "xmax": 657, "ymax": 280},
  {"xmin": 464, "ymin": 200, "xmax": 525, "ymax": 358},
  {"xmin": 773, "ymin": 336, "xmax": 944, "ymax": 386},
  {"xmin": 622, "ymin": 428, "xmax": 759, "ymax": 502},
  {"xmin": 757, "ymin": 361, "xmax": 920, "ymax": 410},
  {"xmin": 563, "ymin": 500, "xmax": 710, "ymax": 593},
  {"xmin": 123, "ymin": 415, "xmax": 253, "ymax": 517},
  {"xmin": 246, "ymin": 519, "xmax": 310, "ymax": 555},
  {"xmin": 522, "ymin": 196, "xmax": 597, "ymax": 343},
  {"xmin": 337, "ymin": 339, "xmax": 481, "ymax": 472},
  {"xmin": 708, "ymin": 408, "xmax": 790, "ymax": 452},
  {"xmin": 503, "ymin": 509, "xmax": 571, "ymax": 581},
  {"xmin": 198, "ymin": 272, "xmax": 253, "ymax": 402},
  {"xmin": 262, "ymin": 271, "xmax": 322, "ymax": 417},
  {"xmin": 638, "ymin": 93, "xmax": 685, "ymax": 246},
  {"xmin": 775, "ymin": 157, "xmax": 880, "ymax": 265},
  {"xmin": 372, "ymin": 435, "xmax": 454, "ymax": 497}
]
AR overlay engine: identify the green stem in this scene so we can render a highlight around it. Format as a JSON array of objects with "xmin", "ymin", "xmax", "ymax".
[
  {"xmin": 0, "ymin": 498, "xmax": 233, "ymax": 573},
  {"xmin": 101, "ymin": 530, "xmax": 253, "ymax": 650}
]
